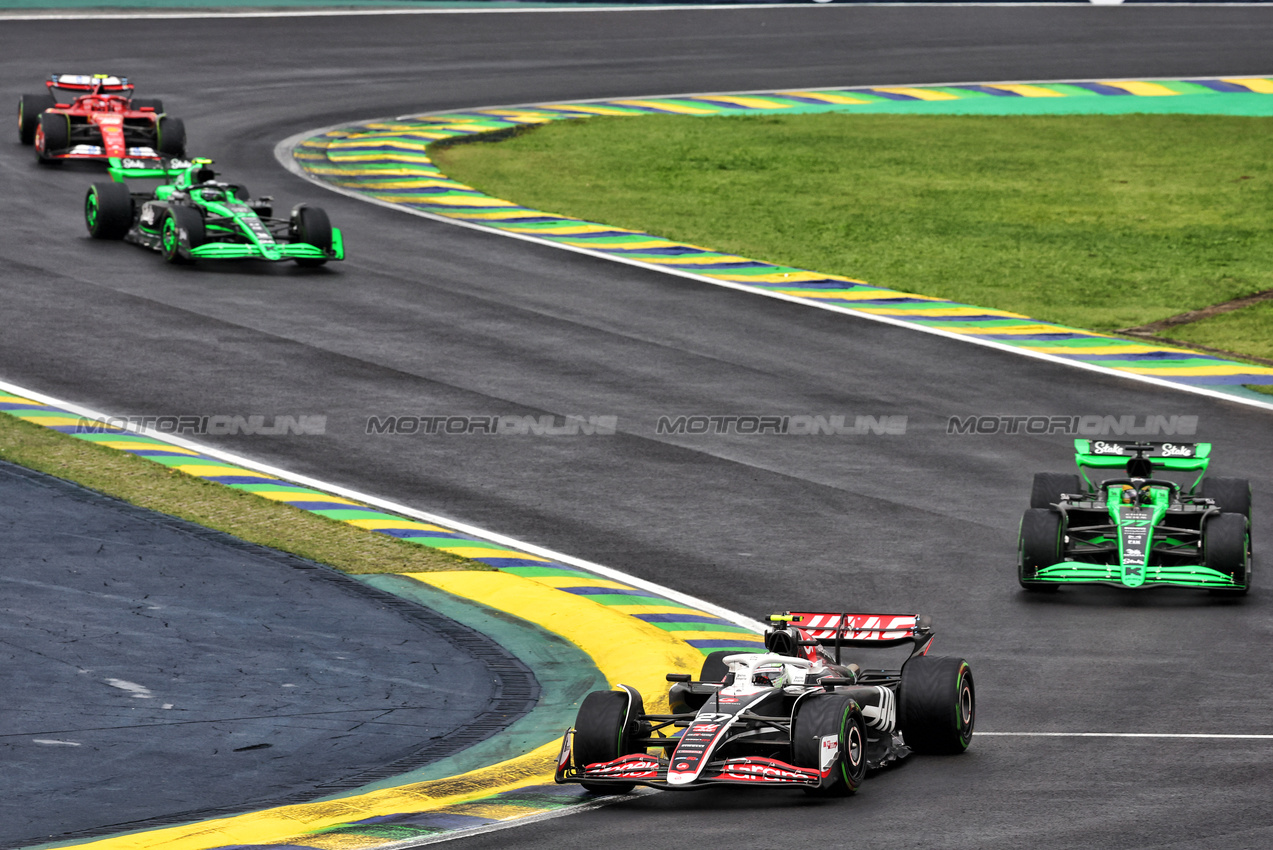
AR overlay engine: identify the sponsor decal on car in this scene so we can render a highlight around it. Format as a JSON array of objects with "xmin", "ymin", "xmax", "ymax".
[{"xmin": 716, "ymin": 757, "xmax": 819, "ymax": 785}]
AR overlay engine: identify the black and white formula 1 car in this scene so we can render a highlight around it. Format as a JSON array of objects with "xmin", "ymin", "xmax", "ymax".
[{"xmin": 555, "ymin": 611, "xmax": 974, "ymax": 796}]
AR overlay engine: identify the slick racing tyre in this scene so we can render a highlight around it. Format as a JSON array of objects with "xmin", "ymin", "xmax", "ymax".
[
  {"xmin": 573, "ymin": 689, "xmax": 648, "ymax": 793},
  {"xmin": 85, "ymin": 182, "xmax": 133, "ymax": 240},
  {"xmin": 1205, "ymin": 512, "xmax": 1250, "ymax": 597},
  {"xmin": 157, "ymin": 116, "xmax": 186, "ymax": 157},
  {"xmin": 792, "ymin": 693, "xmax": 867, "ymax": 796},
  {"xmin": 1200, "ymin": 477, "xmax": 1252, "ymax": 525},
  {"xmin": 898, "ymin": 655, "xmax": 975, "ymax": 755},
  {"xmin": 1018, "ymin": 508, "xmax": 1062, "ymax": 591},
  {"xmin": 35, "ymin": 112, "xmax": 69, "ymax": 162},
  {"xmin": 160, "ymin": 206, "xmax": 205, "ymax": 265},
  {"xmin": 1030, "ymin": 472, "xmax": 1083, "ymax": 509},
  {"xmin": 18, "ymin": 93, "xmax": 55, "ymax": 145},
  {"xmin": 290, "ymin": 205, "xmax": 333, "ymax": 267},
  {"xmin": 698, "ymin": 650, "xmax": 735, "ymax": 684}
]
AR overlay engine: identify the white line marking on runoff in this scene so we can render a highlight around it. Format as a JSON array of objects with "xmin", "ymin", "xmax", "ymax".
[
  {"xmin": 1, "ymin": 3, "xmax": 1263, "ymax": 22},
  {"xmin": 32, "ymin": 739, "xmax": 82, "ymax": 747},
  {"xmin": 979, "ymin": 732, "xmax": 1273, "ymax": 740},
  {"xmin": 0, "ymin": 377, "xmax": 766, "ymax": 635},
  {"xmin": 275, "ymin": 91, "xmax": 1273, "ymax": 416}
]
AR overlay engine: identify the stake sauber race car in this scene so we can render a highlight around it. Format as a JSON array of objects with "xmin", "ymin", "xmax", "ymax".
[
  {"xmin": 18, "ymin": 74, "xmax": 185, "ymax": 164},
  {"xmin": 555, "ymin": 611, "xmax": 974, "ymax": 796},
  {"xmin": 84, "ymin": 157, "xmax": 343, "ymax": 266},
  {"xmin": 1019, "ymin": 440, "xmax": 1251, "ymax": 594}
]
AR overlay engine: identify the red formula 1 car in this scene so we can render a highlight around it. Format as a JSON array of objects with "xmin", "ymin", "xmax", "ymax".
[
  {"xmin": 555, "ymin": 611, "xmax": 974, "ymax": 796},
  {"xmin": 17, "ymin": 74, "xmax": 186, "ymax": 164}
]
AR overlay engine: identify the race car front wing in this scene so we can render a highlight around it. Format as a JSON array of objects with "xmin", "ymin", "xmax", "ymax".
[{"xmin": 554, "ymin": 729, "xmax": 825, "ymax": 791}]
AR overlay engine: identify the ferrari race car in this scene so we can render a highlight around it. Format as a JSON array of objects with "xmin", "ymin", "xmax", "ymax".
[
  {"xmin": 1019, "ymin": 440, "xmax": 1251, "ymax": 594},
  {"xmin": 18, "ymin": 74, "xmax": 185, "ymax": 164},
  {"xmin": 555, "ymin": 611, "xmax": 974, "ymax": 795},
  {"xmin": 84, "ymin": 157, "xmax": 343, "ymax": 266}
]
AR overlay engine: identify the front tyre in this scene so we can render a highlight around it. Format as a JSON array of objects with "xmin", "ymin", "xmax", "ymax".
[
  {"xmin": 898, "ymin": 655, "xmax": 975, "ymax": 755},
  {"xmin": 35, "ymin": 112, "xmax": 69, "ymax": 162},
  {"xmin": 1018, "ymin": 508, "xmax": 1063, "ymax": 591},
  {"xmin": 85, "ymin": 182, "xmax": 133, "ymax": 240},
  {"xmin": 572, "ymin": 689, "xmax": 647, "ymax": 793},
  {"xmin": 19, "ymin": 93, "xmax": 55, "ymax": 144},
  {"xmin": 791, "ymin": 693, "xmax": 867, "ymax": 796},
  {"xmin": 290, "ymin": 205, "xmax": 333, "ymax": 267},
  {"xmin": 1205, "ymin": 512, "xmax": 1250, "ymax": 597},
  {"xmin": 160, "ymin": 206, "xmax": 205, "ymax": 265}
]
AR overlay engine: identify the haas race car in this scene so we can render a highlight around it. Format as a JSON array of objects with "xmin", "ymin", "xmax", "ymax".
[
  {"xmin": 85, "ymin": 157, "xmax": 343, "ymax": 266},
  {"xmin": 18, "ymin": 74, "xmax": 185, "ymax": 164},
  {"xmin": 555, "ymin": 611, "xmax": 974, "ymax": 796},
  {"xmin": 1019, "ymin": 440, "xmax": 1252, "ymax": 594}
]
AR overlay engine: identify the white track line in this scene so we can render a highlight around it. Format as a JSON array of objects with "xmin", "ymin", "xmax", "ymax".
[
  {"xmin": 2, "ymin": 4, "xmax": 1265, "ymax": 23},
  {"xmin": 979, "ymin": 732, "xmax": 1273, "ymax": 739},
  {"xmin": 274, "ymin": 88, "xmax": 1273, "ymax": 416},
  {"xmin": 0, "ymin": 377, "xmax": 766, "ymax": 633}
]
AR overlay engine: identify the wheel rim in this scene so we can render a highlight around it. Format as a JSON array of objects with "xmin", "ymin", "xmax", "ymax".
[
  {"xmin": 959, "ymin": 678, "xmax": 974, "ymax": 728},
  {"xmin": 846, "ymin": 722, "xmax": 863, "ymax": 769},
  {"xmin": 85, "ymin": 193, "xmax": 99, "ymax": 229},
  {"xmin": 162, "ymin": 217, "xmax": 178, "ymax": 253}
]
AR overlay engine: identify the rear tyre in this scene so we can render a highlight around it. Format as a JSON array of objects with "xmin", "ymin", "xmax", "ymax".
[
  {"xmin": 698, "ymin": 650, "xmax": 735, "ymax": 684},
  {"xmin": 19, "ymin": 93, "xmax": 55, "ymax": 144},
  {"xmin": 290, "ymin": 205, "xmax": 333, "ymax": 267},
  {"xmin": 85, "ymin": 182, "xmax": 133, "ymax": 240},
  {"xmin": 1018, "ymin": 508, "xmax": 1063, "ymax": 591},
  {"xmin": 898, "ymin": 655, "xmax": 975, "ymax": 755},
  {"xmin": 160, "ymin": 206, "xmax": 204, "ymax": 265},
  {"xmin": 131, "ymin": 97, "xmax": 164, "ymax": 113},
  {"xmin": 573, "ymin": 689, "xmax": 646, "ymax": 793},
  {"xmin": 1205, "ymin": 512, "xmax": 1250, "ymax": 597},
  {"xmin": 35, "ymin": 112, "xmax": 69, "ymax": 162},
  {"xmin": 1030, "ymin": 472, "xmax": 1083, "ymax": 509},
  {"xmin": 156, "ymin": 116, "xmax": 186, "ymax": 157},
  {"xmin": 792, "ymin": 693, "xmax": 867, "ymax": 796},
  {"xmin": 1200, "ymin": 477, "xmax": 1252, "ymax": 525}
]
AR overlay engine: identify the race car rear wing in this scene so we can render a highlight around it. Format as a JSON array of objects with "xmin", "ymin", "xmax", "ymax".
[
  {"xmin": 106, "ymin": 156, "xmax": 206, "ymax": 183},
  {"xmin": 1073, "ymin": 439, "xmax": 1211, "ymax": 472},
  {"xmin": 48, "ymin": 74, "xmax": 133, "ymax": 94},
  {"xmin": 769, "ymin": 612, "xmax": 934, "ymax": 653}
]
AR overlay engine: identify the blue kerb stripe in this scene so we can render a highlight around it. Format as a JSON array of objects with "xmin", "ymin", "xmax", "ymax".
[{"xmin": 634, "ymin": 613, "xmax": 739, "ymax": 625}]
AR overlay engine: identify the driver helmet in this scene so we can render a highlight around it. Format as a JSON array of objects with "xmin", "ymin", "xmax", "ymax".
[{"xmin": 751, "ymin": 666, "xmax": 788, "ymax": 688}]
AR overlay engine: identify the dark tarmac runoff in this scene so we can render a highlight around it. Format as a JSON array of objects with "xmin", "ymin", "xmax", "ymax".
[{"xmin": 0, "ymin": 460, "xmax": 535, "ymax": 848}]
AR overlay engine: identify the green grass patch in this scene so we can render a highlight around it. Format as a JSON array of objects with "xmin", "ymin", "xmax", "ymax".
[
  {"xmin": 0, "ymin": 413, "xmax": 481, "ymax": 575},
  {"xmin": 434, "ymin": 113, "xmax": 1273, "ymax": 338},
  {"xmin": 1166, "ymin": 300, "xmax": 1273, "ymax": 362}
]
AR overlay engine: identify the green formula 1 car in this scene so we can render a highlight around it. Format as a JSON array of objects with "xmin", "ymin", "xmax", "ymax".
[
  {"xmin": 1018, "ymin": 440, "xmax": 1251, "ymax": 595},
  {"xmin": 84, "ymin": 156, "xmax": 343, "ymax": 266}
]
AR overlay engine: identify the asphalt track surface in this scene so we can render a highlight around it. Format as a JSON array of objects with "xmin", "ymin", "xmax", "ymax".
[
  {"xmin": 2, "ymin": 4, "xmax": 1272, "ymax": 848},
  {"xmin": 0, "ymin": 461, "xmax": 533, "ymax": 847}
]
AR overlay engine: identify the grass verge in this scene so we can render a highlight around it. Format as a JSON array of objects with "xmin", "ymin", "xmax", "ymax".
[
  {"xmin": 0, "ymin": 413, "xmax": 481, "ymax": 574},
  {"xmin": 434, "ymin": 112, "xmax": 1273, "ymax": 354}
]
